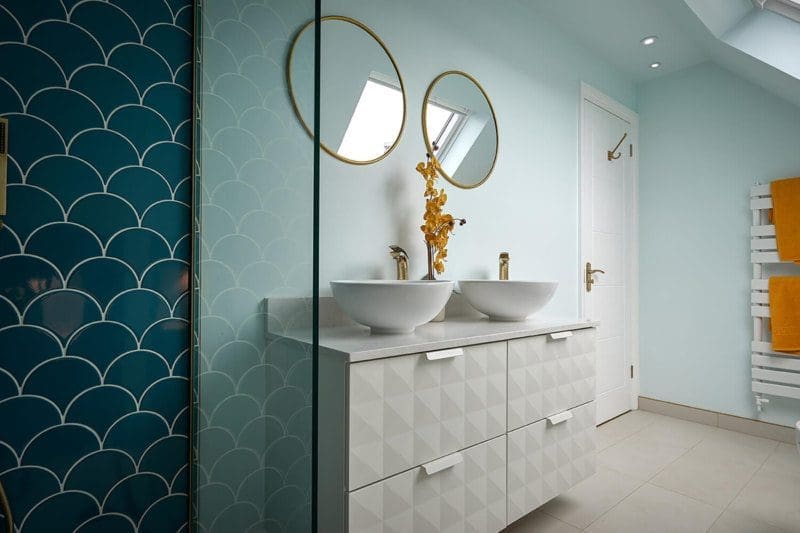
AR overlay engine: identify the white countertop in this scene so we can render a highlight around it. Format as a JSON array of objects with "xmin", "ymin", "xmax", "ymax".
[{"xmin": 282, "ymin": 316, "xmax": 597, "ymax": 362}]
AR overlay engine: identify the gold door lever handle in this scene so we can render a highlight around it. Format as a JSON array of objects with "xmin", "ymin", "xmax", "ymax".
[{"xmin": 585, "ymin": 262, "xmax": 605, "ymax": 292}]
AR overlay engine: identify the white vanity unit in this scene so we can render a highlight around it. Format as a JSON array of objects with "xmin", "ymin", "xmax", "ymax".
[{"xmin": 315, "ymin": 318, "xmax": 597, "ymax": 532}]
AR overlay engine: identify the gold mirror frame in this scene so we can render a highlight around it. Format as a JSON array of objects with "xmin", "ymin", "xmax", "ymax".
[
  {"xmin": 286, "ymin": 15, "xmax": 407, "ymax": 166},
  {"xmin": 422, "ymin": 70, "xmax": 499, "ymax": 189}
]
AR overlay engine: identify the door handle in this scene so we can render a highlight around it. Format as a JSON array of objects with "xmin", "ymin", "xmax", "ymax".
[{"xmin": 585, "ymin": 262, "xmax": 605, "ymax": 292}]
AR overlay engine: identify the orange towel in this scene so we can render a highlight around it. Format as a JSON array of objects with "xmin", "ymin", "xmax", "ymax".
[
  {"xmin": 769, "ymin": 277, "xmax": 800, "ymax": 354},
  {"xmin": 770, "ymin": 177, "xmax": 800, "ymax": 263}
]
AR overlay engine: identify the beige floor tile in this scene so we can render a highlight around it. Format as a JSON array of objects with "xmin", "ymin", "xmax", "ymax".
[
  {"xmin": 598, "ymin": 433, "xmax": 688, "ymax": 480},
  {"xmin": 504, "ymin": 511, "xmax": 581, "ymax": 532},
  {"xmin": 650, "ymin": 445, "xmax": 761, "ymax": 508},
  {"xmin": 760, "ymin": 443, "xmax": 800, "ymax": 477},
  {"xmin": 539, "ymin": 466, "xmax": 643, "ymax": 528},
  {"xmin": 595, "ymin": 429, "xmax": 619, "ymax": 453},
  {"xmin": 696, "ymin": 427, "xmax": 779, "ymax": 469},
  {"xmin": 729, "ymin": 468, "xmax": 800, "ymax": 532},
  {"xmin": 596, "ymin": 410, "xmax": 663, "ymax": 451},
  {"xmin": 709, "ymin": 509, "xmax": 788, "ymax": 533},
  {"xmin": 585, "ymin": 483, "xmax": 722, "ymax": 533},
  {"xmin": 633, "ymin": 416, "xmax": 717, "ymax": 449}
]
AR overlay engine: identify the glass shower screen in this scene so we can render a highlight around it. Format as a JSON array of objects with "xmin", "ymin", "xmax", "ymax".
[{"xmin": 193, "ymin": 1, "xmax": 319, "ymax": 531}]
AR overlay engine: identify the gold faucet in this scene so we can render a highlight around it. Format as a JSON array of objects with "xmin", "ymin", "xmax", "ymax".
[
  {"xmin": 499, "ymin": 252, "xmax": 509, "ymax": 280},
  {"xmin": 425, "ymin": 218, "xmax": 466, "ymax": 280},
  {"xmin": 389, "ymin": 245, "xmax": 409, "ymax": 280}
]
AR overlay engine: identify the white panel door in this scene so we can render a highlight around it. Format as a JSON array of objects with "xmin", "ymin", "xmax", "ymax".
[{"xmin": 580, "ymin": 87, "xmax": 638, "ymax": 424}]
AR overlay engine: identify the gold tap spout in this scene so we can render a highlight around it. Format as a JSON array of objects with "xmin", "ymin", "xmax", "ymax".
[
  {"xmin": 389, "ymin": 245, "xmax": 409, "ymax": 280},
  {"xmin": 499, "ymin": 252, "xmax": 510, "ymax": 280}
]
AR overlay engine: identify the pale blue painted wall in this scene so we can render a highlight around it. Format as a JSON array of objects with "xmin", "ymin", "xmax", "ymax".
[
  {"xmin": 638, "ymin": 62, "xmax": 800, "ymax": 426},
  {"xmin": 318, "ymin": 0, "xmax": 637, "ymax": 319}
]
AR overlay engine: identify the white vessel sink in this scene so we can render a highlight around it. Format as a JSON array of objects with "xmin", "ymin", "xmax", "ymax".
[
  {"xmin": 331, "ymin": 280, "xmax": 454, "ymax": 334},
  {"xmin": 458, "ymin": 280, "xmax": 558, "ymax": 321}
]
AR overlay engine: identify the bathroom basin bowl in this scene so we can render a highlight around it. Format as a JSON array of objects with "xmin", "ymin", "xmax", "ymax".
[
  {"xmin": 458, "ymin": 280, "xmax": 558, "ymax": 321},
  {"xmin": 330, "ymin": 280, "xmax": 454, "ymax": 334}
]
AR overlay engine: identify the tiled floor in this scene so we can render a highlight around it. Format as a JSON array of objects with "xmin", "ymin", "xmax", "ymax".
[{"xmin": 506, "ymin": 410, "xmax": 800, "ymax": 533}]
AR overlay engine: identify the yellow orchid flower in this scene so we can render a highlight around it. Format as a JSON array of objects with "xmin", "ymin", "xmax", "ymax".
[{"xmin": 417, "ymin": 155, "xmax": 462, "ymax": 276}]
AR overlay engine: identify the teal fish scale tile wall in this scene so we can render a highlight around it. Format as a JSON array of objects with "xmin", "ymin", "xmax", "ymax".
[
  {"xmin": 194, "ymin": 0, "xmax": 315, "ymax": 531},
  {"xmin": 0, "ymin": 0, "xmax": 192, "ymax": 531}
]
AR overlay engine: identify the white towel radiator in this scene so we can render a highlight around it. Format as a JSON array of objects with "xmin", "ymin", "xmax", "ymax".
[{"xmin": 750, "ymin": 184, "xmax": 800, "ymax": 410}]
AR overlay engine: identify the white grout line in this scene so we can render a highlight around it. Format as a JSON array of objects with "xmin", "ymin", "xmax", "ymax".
[
  {"xmin": 581, "ymin": 413, "xmax": 721, "ymax": 530},
  {"xmin": 595, "ymin": 410, "xmax": 662, "ymax": 450},
  {"xmin": 583, "ymin": 411, "xmax": 792, "ymax": 531},
  {"xmin": 578, "ymin": 412, "xmax": 674, "ymax": 530},
  {"xmin": 579, "ymin": 477, "xmax": 645, "ymax": 531},
  {"xmin": 705, "ymin": 440, "xmax": 780, "ymax": 532},
  {"xmin": 535, "ymin": 466, "xmax": 644, "ymax": 529},
  {"xmin": 538, "ymin": 410, "xmax": 784, "ymax": 531},
  {"xmin": 537, "ymin": 414, "xmax": 646, "ymax": 529},
  {"xmin": 548, "ymin": 513, "xmax": 582, "ymax": 532}
]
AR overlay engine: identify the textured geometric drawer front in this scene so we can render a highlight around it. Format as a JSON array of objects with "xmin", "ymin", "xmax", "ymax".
[
  {"xmin": 506, "ymin": 401, "xmax": 596, "ymax": 525},
  {"xmin": 348, "ymin": 435, "xmax": 507, "ymax": 533},
  {"xmin": 348, "ymin": 342, "xmax": 506, "ymax": 490},
  {"xmin": 507, "ymin": 328, "xmax": 595, "ymax": 431}
]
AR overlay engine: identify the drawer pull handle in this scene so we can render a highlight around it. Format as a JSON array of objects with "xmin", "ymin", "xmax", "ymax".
[
  {"xmin": 425, "ymin": 348, "xmax": 463, "ymax": 360},
  {"xmin": 422, "ymin": 452, "xmax": 463, "ymax": 475},
  {"xmin": 549, "ymin": 331, "xmax": 573, "ymax": 340},
  {"xmin": 547, "ymin": 411, "xmax": 573, "ymax": 425}
]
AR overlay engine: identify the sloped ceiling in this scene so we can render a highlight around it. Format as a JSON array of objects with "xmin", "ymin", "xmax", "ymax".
[
  {"xmin": 681, "ymin": 0, "xmax": 754, "ymax": 36},
  {"xmin": 529, "ymin": 0, "xmax": 800, "ymax": 107}
]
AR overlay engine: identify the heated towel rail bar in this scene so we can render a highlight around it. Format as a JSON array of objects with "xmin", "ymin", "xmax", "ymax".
[{"xmin": 750, "ymin": 184, "xmax": 800, "ymax": 410}]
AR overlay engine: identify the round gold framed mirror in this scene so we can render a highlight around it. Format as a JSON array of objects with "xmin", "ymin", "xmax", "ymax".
[
  {"xmin": 287, "ymin": 16, "xmax": 407, "ymax": 165},
  {"xmin": 422, "ymin": 71, "xmax": 498, "ymax": 189}
]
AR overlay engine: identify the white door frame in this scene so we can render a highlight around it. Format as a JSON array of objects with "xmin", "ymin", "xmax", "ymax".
[{"xmin": 579, "ymin": 82, "xmax": 640, "ymax": 415}]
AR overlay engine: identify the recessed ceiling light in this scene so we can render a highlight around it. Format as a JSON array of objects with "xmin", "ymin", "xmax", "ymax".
[
  {"xmin": 640, "ymin": 35, "xmax": 658, "ymax": 46},
  {"xmin": 650, "ymin": 62, "xmax": 662, "ymax": 69}
]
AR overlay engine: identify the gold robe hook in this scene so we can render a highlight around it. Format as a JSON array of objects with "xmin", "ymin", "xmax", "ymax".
[{"xmin": 607, "ymin": 132, "xmax": 628, "ymax": 161}]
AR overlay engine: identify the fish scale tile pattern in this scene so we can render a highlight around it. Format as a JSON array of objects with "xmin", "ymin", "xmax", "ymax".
[
  {"xmin": 195, "ymin": 0, "xmax": 314, "ymax": 531},
  {"xmin": 0, "ymin": 0, "xmax": 192, "ymax": 531}
]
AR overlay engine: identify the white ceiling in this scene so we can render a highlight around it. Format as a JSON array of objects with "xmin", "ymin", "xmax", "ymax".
[
  {"xmin": 528, "ymin": 0, "xmax": 711, "ymax": 82},
  {"xmin": 524, "ymin": 0, "xmax": 800, "ymax": 107}
]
